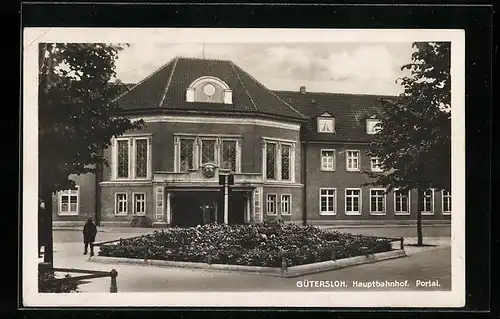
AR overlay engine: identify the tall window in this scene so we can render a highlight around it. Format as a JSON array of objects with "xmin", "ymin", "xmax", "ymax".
[
  {"xmin": 115, "ymin": 193, "xmax": 128, "ymax": 216},
  {"xmin": 117, "ymin": 140, "xmax": 129, "ymax": 178},
  {"xmin": 345, "ymin": 189, "xmax": 361, "ymax": 215},
  {"xmin": 442, "ymin": 190, "xmax": 451, "ymax": 215},
  {"xmin": 265, "ymin": 142, "xmax": 277, "ymax": 179},
  {"xmin": 221, "ymin": 140, "xmax": 237, "ymax": 171},
  {"xmin": 201, "ymin": 139, "xmax": 216, "ymax": 165},
  {"xmin": 320, "ymin": 188, "xmax": 336, "ymax": 215},
  {"xmin": 321, "ymin": 150, "xmax": 335, "ymax": 171},
  {"xmin": 133, "ymin": 193, "xmax": 146, "ymax": 216},
  {"xmin": 179, "ymin": 138, "xmax": 194, "ymax": 172},
  {"xmin": 346, "ymin": 150, "xmax": 360, "ymax": 171},
  {"xmin": 281, "ymin": 194, "xmax": 291, "ymax": 215},
  {"xmin": 135, "ymin": 139, "xmax": 148, "ymax": 178},
  {"xmin": 113, "ymin": 136, "xmax": 151, "ymax": 180},
  {"xmin": 281, "ymin": 144, "xmax": 291, "ymax": 181},
  {"xmin": 264, "ymin": 139, "xmax": 295, "ymax": 182},
  {"xmin": 370, "ymin": 189, "xmax": 386, "ymax": 214},
  {"xmin": 394, "ymin": 189, "xmax": 410, "ymax": 214},
  {"xmin": 421, "ymin": 190, "xmax": 434, "ymax": 214},
  {"xmin": 266, "ymin": 194, "xmax": 277, "ymax": 215},
  {"xmin": 370, "ymin": 156, "xmax": 382, "ymax": 172},
  {"xmin": 58, "ymin": 186, "xmax": 79, "ymax": 216}
]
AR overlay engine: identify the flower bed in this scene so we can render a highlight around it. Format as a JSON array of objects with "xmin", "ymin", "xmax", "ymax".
[{"xmin": 98, "ymin": 222, "xmax": 394, "ymax": 267}]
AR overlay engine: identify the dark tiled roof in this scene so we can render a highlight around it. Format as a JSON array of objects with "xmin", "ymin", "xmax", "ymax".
[
  {"xmin": 115, "ymin": 57, "xmax": 306, "ymax": 121},
  {"xmin": 273, "ymin": 90, "xmax": 397, "ymax": 142}
]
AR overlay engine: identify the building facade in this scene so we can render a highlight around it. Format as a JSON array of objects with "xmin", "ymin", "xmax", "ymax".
[{"xmin": 52, "ymin": 57, "xmax": 451, "ymax": 227}]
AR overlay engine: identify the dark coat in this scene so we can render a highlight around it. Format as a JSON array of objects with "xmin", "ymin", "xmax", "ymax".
[{"xmin": 83, "ymin": 221, "xmax": 97, "ymax": 243}]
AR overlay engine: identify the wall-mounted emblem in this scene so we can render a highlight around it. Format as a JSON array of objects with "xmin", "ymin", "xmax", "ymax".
[{"xmin": 202, "ymin": 163, "xmax": 216, "ymax": 178}]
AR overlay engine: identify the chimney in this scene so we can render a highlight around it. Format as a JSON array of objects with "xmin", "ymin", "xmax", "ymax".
[{"xmin": 299, "ymin": 86, "xmax": 306, "ymax": 94}]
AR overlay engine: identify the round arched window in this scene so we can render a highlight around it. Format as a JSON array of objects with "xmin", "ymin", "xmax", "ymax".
[{"xmin": 203, "ymin": 83, "xmax": 216, "ymax": 96}]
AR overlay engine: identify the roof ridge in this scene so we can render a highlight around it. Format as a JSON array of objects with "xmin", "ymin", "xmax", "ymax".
[
  {"xmin": 158, "ymin": 57, "xmax": 179, "ymax": 107},
  {"xmin": 229, "ymin": 61, "xmax": 259, "ymax": 112},
  {"xmin": 230, "ymin": 63, "xmax": 307, "ymax": 120},
  {"xmin": 112, "ymin": 57, "xmax": 177, "ymax": 104},
  {"xmin": 273, "ymin": 90, "xmax": 398, "ymax": 98},
  {"xmin": 176, "ymin": 56, "xmax": 232, "ymax": 63}
]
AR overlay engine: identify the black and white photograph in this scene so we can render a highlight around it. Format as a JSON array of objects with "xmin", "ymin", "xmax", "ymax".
[{"xmin": 23, "ymin": 28, "xmax": 465, "ymax": 307}]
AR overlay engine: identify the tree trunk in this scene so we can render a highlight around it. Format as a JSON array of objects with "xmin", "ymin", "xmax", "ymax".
[
  {"xmin": 42, "ymin": 190, "xmax": 54, "ymax": 265},
  {"xmin": 416, "ymin": 189, "xmax": 423, "ymax": 246}
]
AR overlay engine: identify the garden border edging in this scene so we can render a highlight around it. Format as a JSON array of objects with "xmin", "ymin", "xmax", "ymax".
[{"xmin": 89, "ymin": 249, "xmax": 407, "ymax": 277}]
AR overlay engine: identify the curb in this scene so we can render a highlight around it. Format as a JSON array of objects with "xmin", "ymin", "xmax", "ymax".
[{"xmin": 89, "ymin": 249, "xmax": 407, "ymax": 277}]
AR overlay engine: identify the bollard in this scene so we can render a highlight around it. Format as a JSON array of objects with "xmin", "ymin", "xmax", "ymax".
[
  {"xmin": 143, "ymin": 246, "xmax": 148, "ymax": 262},
  {"xmin": 207, "ymin": 252, "xmax": 212, "ymax": 265},
  {"xmin": 109, "ymin": 269, "xmax": 118, "ymax": 293},
  {"xmin": 280, "ymin": 251, "xmax": 288, "ymax": 275},
  {"xmin": 400, "ymin": 237, "xmax": 404, "ymax": 250},
  {"xmin": 331, "ymin": 247, "xmax": 337, "ymax": 261}
]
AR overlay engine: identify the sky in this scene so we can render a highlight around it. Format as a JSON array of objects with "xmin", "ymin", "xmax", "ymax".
[{"xmin": 114, "ymin": 42, "xmax": 415, "ymax": 96}]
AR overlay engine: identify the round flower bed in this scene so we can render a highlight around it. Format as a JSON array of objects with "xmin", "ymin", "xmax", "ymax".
[{"xmin": 98, "ymin": 222, "xmax": 393, "ymax": 267}]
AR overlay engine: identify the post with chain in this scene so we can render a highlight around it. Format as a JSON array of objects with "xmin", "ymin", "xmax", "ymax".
[
  {"xmin": 143, "ymin": 245, "xmax": 148, "ymax": 263},
  {"xmin": 331, "ymin": 247, "xmax": 336, "ymax": 261},
  {"xmin": 280, "ymin": 250, "xmax": 287, "ymax": 276},
  {"xmin": 109, "ymin": 269, "xmax": 118, "ymax": 293},
  {"xmin": 400, "ymin": 237, "xmax": 404, "ymax": 250}
]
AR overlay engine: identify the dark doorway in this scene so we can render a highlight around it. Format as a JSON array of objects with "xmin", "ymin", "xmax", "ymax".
[
  {"xmin": 171, "ymin": 192, "xmax": 219, "ymax": 227},
  {"xmin": 229, "ymin": 191, "xmax": 246, "ymax": 225}
]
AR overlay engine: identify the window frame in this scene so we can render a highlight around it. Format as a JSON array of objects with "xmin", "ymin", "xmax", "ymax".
[
  {"xmin": 394, "ymin": 189, "xmax": 411, "ymax": 215},
  {"xmin": 57, "ymin": 186, "xmax": 80, "ymax": 216},
  {"xmin": 317, "ymin": 117, "xmax": 335, "ymax": 133},
  {"xmin": 132, "ymin": 192, "xmax": 147, "ymax": 217},
  {"xmin": 345, "ymin": 188, "xmax": 362, "ymax": 215},
  {"xmin": 220, "ymin": 137, "xmax": 240, "ymax": 173},
  {"xmin": 262, "ymin": 138, "xmax": 296, "ymax": 183},
  {"xmin": 280, "ymin": 194, "xmax": 292, "ymax": 216},
  {"xmin": 112, "ymin": 136, "xmax": 152, "ymax": 181},
  {"xmin": 346, "ymin": 150, "xmax": 360, "ymax": 172},
  {"xmin": 366, "ymin": 118, "xmax": 382, "ymax": 135},
  {"xmin": 319, "ymin": 188, "xmax": 337, "ymax": 216},
  {"xmin": 369, "ymin": 188, "xmax": 387, "ymax": 215},
  {"xmin": 266, "ymin": 193, "xmax": 278, "ymax": 216},
  {"xmin": 321, "ymin": 149, "xmax": 336, "ymax": 171},
  {"xmin": 442, "ymin": 190, "xmax": 452, "ymax": 215},
  {"xmin": 421, "ymin": 189, "xmax": 435, "ymax": 215},
  {"xmin": 133, "ymin": 137, "xmax": 150, "ymax": 179},
  {"xmin": 114, "ymin": 192, "xmax": 128, "ymax": 216},
  {"xmin": 200, "ymin": 138, "xmax": 218, "ymax": 166},
  {"xmin": 370, "ymin": 156, "xmax": 383, "ymax": 172}
]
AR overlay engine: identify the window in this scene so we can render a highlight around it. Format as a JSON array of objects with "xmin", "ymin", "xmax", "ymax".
[
  {"xmin": 186, "ymin": 76, "xmax": 233, "ymax": 104},
  {"xmin": 266, "ymin": 194, "xmax": 277, "ymax": 215},
  {"xmin": 421, "ymin": 189, "xmax": 434, "ymax": 215},
  {"xmin": 321, "ymin": 150, "xmax": 336, "ymax": 171},
  {"xmin": 135, "ymin": 139, "xmax": 148, "ymax": 178},
  {"xmin": 370, "ymin": 189, "xmax": 386, "ymax": 215},
  {"xmin": 201, "ymin": 139, "xmax": 216, "ymax": 165},
  {"xmin": 263, "ymin": 139, "xmax": 295, "ymax": 182},
  {"xmin": 281, "ymin": 144, "xmax": 291, "ymax": 181},
  {"xmin": 58, "ymin": 186, "xmax": 80, "ymax": 216},
  {"xmin": 346, "ymin": 150, "xmax": 360, "ymax": 171},
  {"xmin": 115, "ymin": 193, "xmax": 128, "ymax": 216},
  {"xmin": 394, "ymin": 189, "xmax": 410, "ymax": 214},
  {"xmin": 221, "ymin": 140, "xmax": 237, "ymax": 171},
  {"xmin": 281, "ymin": 194, "xmax": 291, "ymax": 215},
  {"xmin": 442, "ymin": 190, "xmax": 451, "ymax": 215},
  {"xmin": 370, "ymin": 156, "xmax": 382, "ymax": 172},
  {"xmin": 366, "ymin": 119, "xmax": 382, "ymax": 134},
  {"xmin": 317, "ymin": 117, "xmax": 335, "ymax": 133},
  {"xmin": 179, "ymin": 138, "xmax": 195, "ymax": 172},
  {"xmin": 265, "ymin": 142, "xmax": 277, "ymax": 179},
  {"xmin": 113, "ymin": 136, "xmax": 151, "ymax": 180},
  {"xmin": 319, "ymin": 188, "xmax": 336, "ymax": 215},
  {"xmin": 117, "ymin": 139, "xmax": 130, "ymax": 178},
  {"xmin": 345, "ymin": 189, "xmax": 361, "ymax": 215},
  {"xmin": 133, "ymin": 193, "xmax": 146, "ymax": 216}
]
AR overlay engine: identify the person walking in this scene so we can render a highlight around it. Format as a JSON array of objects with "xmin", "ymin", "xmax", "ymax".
[{"xmin": 83, "ymin": 217, "xmax": 98, "ymax": 256}]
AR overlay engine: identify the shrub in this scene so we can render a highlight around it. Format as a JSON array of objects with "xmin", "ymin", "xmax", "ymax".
[
  {"xmin": 38, "ymin": 271, "xmax": 79, "ymax": 293},
  {"xmin": 130, "ymin": 216, "xmax": 153, "ymax": 228},
  {"xmin": 99, "ymin": 223, "xmax": 393, "ymax": 267}
]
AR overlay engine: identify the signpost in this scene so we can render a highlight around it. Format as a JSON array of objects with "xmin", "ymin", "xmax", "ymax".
[{"xmin": 219, "ymin": 174, "xmax": 234, "ymax": 224}]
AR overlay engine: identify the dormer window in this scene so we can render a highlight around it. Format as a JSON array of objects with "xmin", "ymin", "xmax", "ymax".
[
  {"xmin": 186, "ymin": 76, "xmax": 233, "ymax": 104},
  {"xmin": 317, "ymin": 112, "xmax": 335, "ymax": 133},
  {"xmin": 366, "ymin": 118, "xmax": 382, "ymax": 135}
]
